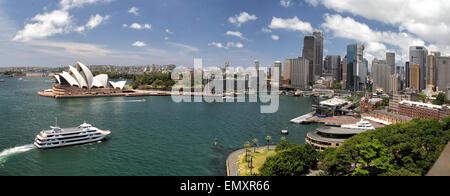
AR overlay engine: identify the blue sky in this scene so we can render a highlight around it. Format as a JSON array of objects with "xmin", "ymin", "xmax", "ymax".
[{"xmin": 0, "ymin": 0, "xmax": 449, "ymax": 68}]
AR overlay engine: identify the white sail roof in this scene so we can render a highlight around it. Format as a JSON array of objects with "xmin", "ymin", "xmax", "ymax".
[
  {"xmin": 60, "ymin": 71, "xmax": 79, "ymax": 87},
  {"xmin": 109, "ymin": 81, "xmax": 127, "ymax": 89},
  {"xmin": 54, "ymin": 75, "xmax": 61, "ymax": 84},
  {"xmin": 76, "ymin": 62, "xmax": 94, "ymax": 88},
  {"xmin": 69, "ymin": 66, "xmax": 88, "ymax": 88},
  {"xmin": 92, "ymin": 74, "xmax": 108, "ymax": 88}
]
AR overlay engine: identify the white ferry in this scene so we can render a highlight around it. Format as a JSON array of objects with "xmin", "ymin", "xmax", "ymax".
[
  {"xmin": 34, "ymin": 122, "xmax": 111, "ymax": 149},
  {"xmin": 341, "ymin": 119, "xmax": 376, "ymax": 131}
]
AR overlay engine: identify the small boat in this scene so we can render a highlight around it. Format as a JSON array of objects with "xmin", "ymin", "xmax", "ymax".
[
  {"xmin": 281, "ymin": 130, "xmax": 289, "ymax": 135},
  {"xmin": 141, "ymin": 99, "xmax": 147, "ymax": 102},
  {"xmin": 0, "ymin": 79, "xmax": 4, "ymax": 82}
]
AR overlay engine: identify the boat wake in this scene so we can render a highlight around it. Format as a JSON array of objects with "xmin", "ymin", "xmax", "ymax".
[{"xmin": 0, "ymin": 144, "xmax": 35, "ymax": 165}]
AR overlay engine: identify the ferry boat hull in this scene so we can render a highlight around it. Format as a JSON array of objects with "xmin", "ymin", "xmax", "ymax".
[
  {"xmin": 34, "ymin": 123, "xmax": 111, "ymax": 149},
  {"xmin": 34, "ymin": 132, "xmax": 110, "ymax": 149}
]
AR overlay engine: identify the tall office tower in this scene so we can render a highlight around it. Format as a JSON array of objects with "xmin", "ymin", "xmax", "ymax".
[
  {"xmin": 373, "ymin": 59, "xmax": 391, "ymax": 93},
  {"xmin": 436, "ymin": 56, "xmax": 450, "ymax": 92},
  {"xmin": 289, "ymin": 58, "xmax": 310, "ymax": 89},
  {"xmin": 313, "ymin": 31, "xmax": 324, "ymax": 78},
  {"xmin": 409, "ymin": 46, "xmax": 428, "ymax": 90},
  {"xmin": 405, "ymin": 61, "xmax": 410, "ymax": 88},
  {"xmin": 357, "ymin": 58, "xmax": 368, "ymax": 90},
  {"xmin": 386, "ymin": 52, "xmax": 396, "ymax": 74},
  {"xmin": 409, "ymin": 64, "xmax": 421, "ymax": 91},
  {"xmin": 325, "ymin": 55, "xmax": 341, "ymax": 82},
  {"xmin": 426, "ymin": 51, "xmax": 440, "ymax": 87},
  {"xmin": 390, "ymin": 74, "xmax": 400, "ymax": 94},
  {"xmin": 303, "ymin": 36, "xmax": 316, "ymax": 84},
  {"xmin": 274, "ymin": 61, "xmax": 282, "ymax": 81},
  {"xmin": 254, "ymin": 60, "xmax": 260, "ymax": 71},
  {"xmin": 341, "ymin": 57, "xmax": 347, "ymax": 89},
  {"xmin": 283, "ymin": 59, "xmax": 292, "ymax": 84},
  {"xmin": 346, "ymin": 44, "xmax": 358, "ymax": 91}
]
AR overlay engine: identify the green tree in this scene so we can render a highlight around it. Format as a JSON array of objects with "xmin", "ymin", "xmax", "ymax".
[
  {"xmin": 244, "ymin": 141, "xmax": 251, "ymax": 162},
  {"xmin": 252, "ymin": 138, "xmax": 259, "ymax": 152},
  {"xmin": 260, "ymin": 145, "xmax": 319, "ymax": 176},
  {"xmin": 432, "ymin": 93, "xmax": 446, "ymax": 105}
]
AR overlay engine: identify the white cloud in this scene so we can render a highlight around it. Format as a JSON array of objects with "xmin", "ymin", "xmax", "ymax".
[
  {"xmin": 261, "ymin": 28, "xmax": 272, "ymax": 33},
  {"xmin": 128, "ymin": 23, "xmax": 152, "ymax": 30},
  {"xmin": 226, "ymin": 31, "xmax": 247, "ymax": 40},
  {"xmin": 208, "ymin": 42, "xmax": 244, "ymax": 49},
  {"xmin": 132, "ymin": 41, "xmax": 146, "ymax": 47},
  {"xmin": 228, "ymin": 12, "xmax": 257, "ymax": 27},
  {"xmin": 322, "ymin": 14, "xmax": 426, "ymax": 63},
  {"xmin": 13, "ymin": 0, "xmax": 112, "ymax": 42},
  {"xmin": 128, "ymin": 6, "xmax": 139, "ymax": 16},
  {"xmin": 167, "ymin": 42, "xmax": 199, "ymax": 52},
  {"xmin": 86, "ymin": 14, "xmax": 110, "ymax": 29},
  {"xmin": 60, "ymin": 0, "xmax": 112, "ymax": 11},
  {"xmin": 13, "ymin": 10, "xmax": 71, "ymax": 42},
  {"xmin": 280, "ymin": 0, "xmax": 293, "ymax": 8},
  {"xmin": 271, "ymin": 35, "xmax": 280, "ymax": 40},
  {"xmin": 269, "ymin": 16, "xmax": 313, "ymax": 33},
  {"xmin": 307, "ymin": 0, "xmax": 450, "ymax": 46},
  {"xmin": 122, "ymin": 24, "xmax": 128, "ymax": 28},
  {"xmin": 165, "ymin": 29, "xmax": 174, "ymax": 35}
]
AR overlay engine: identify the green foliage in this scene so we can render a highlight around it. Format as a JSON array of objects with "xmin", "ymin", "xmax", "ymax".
[
  {"xmin": 130, "ymin": 73, "xmax": 175, "ymax": 89},
  {"xmin": 331, "ymin": 83, "xmax": 342, "ymax": 90},
  {"xmin": 320, "ymin": 117, "xmax": 450, "ymax": 176},
  {"xmin": 419, "ymin": 93, "xmax": 427, "ymax": 102},
  {"xmin": 381, "ymin": 97, "xmax": 389, "ymax": 107},
  {"xmin": 432, "ymin": 93, "xmax": 446, "ymax": 105},
  {"xmin": 260, "ymin": 145, "xmax": 319, "ymax": 176},
  {"xmin": 1, "ymin": 71, "xmax": 24, "ymax": 76},
  {"xmin": 275, "ymin": 141, "xmax": 299, "ymax": 152}
]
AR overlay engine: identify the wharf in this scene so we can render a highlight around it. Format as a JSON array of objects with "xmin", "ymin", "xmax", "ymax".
[{"xmin": 290, "ymin": 112, "xmax": 315, "ymax": 124}]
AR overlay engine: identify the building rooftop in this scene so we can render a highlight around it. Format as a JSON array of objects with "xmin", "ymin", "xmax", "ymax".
[
  {"xmin": 317, "ymin": 126, "xmax": 368, "ymax": 135},
  {"xmin": 320, "ymin": 97, "xmax": 349, "ymax": 107},
  {"xmin": 400, "ymin": 100, "xmax": 450, "ymax": 110}
]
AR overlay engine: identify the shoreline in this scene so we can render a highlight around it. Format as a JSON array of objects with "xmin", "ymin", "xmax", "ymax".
[{"xmin": 226, "ymin": 146, "xmax": 276, "ymax": 176}]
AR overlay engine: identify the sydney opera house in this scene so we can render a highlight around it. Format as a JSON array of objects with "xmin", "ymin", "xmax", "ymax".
[{"xmin": 38, "ymin": 62, "xmax": 129, "ymax": 98}]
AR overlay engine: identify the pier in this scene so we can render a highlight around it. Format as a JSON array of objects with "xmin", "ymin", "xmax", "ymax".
[{"xmin": 290, "ymin": 112, "xmax": 315, "ymax": 124}]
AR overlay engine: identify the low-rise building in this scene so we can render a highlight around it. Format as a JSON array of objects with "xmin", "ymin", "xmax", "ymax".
[
  {"xmin": 399, "ymin": 100, "xmax": 450, "ymax": 120},
  {"xmin": 360, "ymin": 95, "xmax": 383, "ymax": 113},
  {"xmin": 389, "ymin": 91, "xmax": 420, "ymax": 113}
]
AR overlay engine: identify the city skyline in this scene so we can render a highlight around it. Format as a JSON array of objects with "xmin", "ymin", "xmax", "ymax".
[{"xmin": 0, "ymin": 0, "xmax": 450, "ymax": 67}]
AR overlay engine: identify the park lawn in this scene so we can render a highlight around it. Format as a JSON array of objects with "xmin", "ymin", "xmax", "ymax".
[{"xmin": 237, "ymin": 149, "xmax": 276, "ymax": 176}]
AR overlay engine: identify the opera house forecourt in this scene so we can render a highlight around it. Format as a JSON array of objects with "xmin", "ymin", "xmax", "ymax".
[{"xmin": 38, "ymin": 62, "xmax": 130, "ymax": 98}]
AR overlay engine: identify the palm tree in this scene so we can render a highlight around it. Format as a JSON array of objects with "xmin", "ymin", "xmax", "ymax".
[
  {"xmin": 252, "ymin": 138, "xmax": 259, "ymax": 152},
  {"xmin": 244, "ymin": 141, "xmax": 251, "ymax": 162},
  {"xmin": 265, "ymin": 136, "xmax": 272, "ymax": 150}
]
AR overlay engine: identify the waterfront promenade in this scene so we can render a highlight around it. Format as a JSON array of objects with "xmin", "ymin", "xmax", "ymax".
[{"xmin": 226, "ymin": 146, "xmax": 276, "ymax": 176}]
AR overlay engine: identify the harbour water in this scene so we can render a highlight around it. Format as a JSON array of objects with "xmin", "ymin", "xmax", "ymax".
[{"xmin": 0, "ymin": 77, "xmax": 318, "ymax": 176}]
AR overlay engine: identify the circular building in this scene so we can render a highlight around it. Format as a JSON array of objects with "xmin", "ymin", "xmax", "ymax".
[{"xmin": 306, "ymin": 127, "xmax": 367, "ymax": 151}]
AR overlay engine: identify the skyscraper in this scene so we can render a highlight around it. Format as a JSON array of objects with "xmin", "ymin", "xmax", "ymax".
[
  {"xmin": 313, "ymin": 31, "xmax": 324, "ymax": 78},
  {"xmin": 386, "ymin": 52, "xmax": 395, "ymax": 75},
  {"xmin": 372, "ymin": 59, "xmax": 390, "ymax": 93},
  {"xmin": 390, "ymin": 74, "xmax": 400, "ymax": 94},
  {"xmin": 436, "ymin": 56, "xmax": 450, "ymax": 92},
  {"xmin": 409, "ymin": 46, "xmax": 428, "ymax": 90},
  {"xmin": 325, "ymin": 55, "xmax": 341, "ymax": 82},
  {"xmin": 405, "ymin": 61, "xmax": 410, "ymax": 88},
  {"xmin": 274, "ymin": 61, "xmax": 282, "ymax": 81},
  {"xmin": 285, "ymin": 58, "xmax": 310, "ymax": 89},
  {"xmin": 341, "ymin": 57, "xmax": 347, "ymax": 89},
  {"xmin": 409, "ymin": 64, "xmax": 420, "ymax": 91},
  {"xmin": 346, "ymin": 44, "xmax": 358, "ymax": 91},
  {"xmin": 426, "ymin": 52, "xmax": 440, "ymax": 87},
  {"xmin": 302, "ymin": 36, "xmax": 315, "ymax": 84}
]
